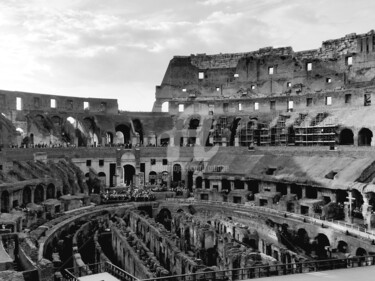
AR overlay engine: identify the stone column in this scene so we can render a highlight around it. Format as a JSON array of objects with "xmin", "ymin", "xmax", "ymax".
[
  {"xmin": 286, "ymin": 184, "xmax": 291, "ymax": 195},
  {"xmin": 169, "ymin": 137, "xmax": 174, "ymax": 147},
  {"xmin": 183, "ymin": 137, "xmax": 188, "ymax": 146},
  {"xmin": 234, "ymin": 136, "xmax": 239, "ymax": 147},
  {"xmin": 301, "ymin": 186, "xmax": 306, "ymax": 198},
  {"xmin": 31, "ymin": 187, "xmax": 35, "ymax": 204},
  {"xmin": 222, "ymin": 137, "xmax": 227, "ymax": 147}
]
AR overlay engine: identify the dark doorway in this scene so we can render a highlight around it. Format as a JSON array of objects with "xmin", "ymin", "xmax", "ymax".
[
  {"xmin": 173, "ymin": 164, "xmax": 182, "ymax": 182},
  {"xmin": 358, "ymin": 128, "xmax": 372, "ymax": 146},
  {"xmin": 339, "ymin": 128, "xmax": 354, "ymax": 145},
  {"xmin": 124, "ymin": 165, "xmax": 135, "ymax": 185},
  {"xmin": 110, "ymin": 163, "xmax": 116, "ymax": 187}
]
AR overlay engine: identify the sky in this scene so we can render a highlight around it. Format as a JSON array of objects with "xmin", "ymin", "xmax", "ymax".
[{"xmin": 0, "ymin": 0, "xmax": 374, "ymax": 111}]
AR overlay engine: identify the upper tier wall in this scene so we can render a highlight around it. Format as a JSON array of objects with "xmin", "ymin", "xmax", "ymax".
[
  {"xmin": 153, "ymin": 30, "xmax": 375, "ymax": 112},
  {"xmin": 0, "ymin": 90, "xmax": 119, "ymax": 114}
]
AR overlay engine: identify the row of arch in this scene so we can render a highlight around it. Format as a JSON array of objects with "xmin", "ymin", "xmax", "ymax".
[{"xmin": 1, "ymin": 183, "xmax": 56, "ymax": 213}]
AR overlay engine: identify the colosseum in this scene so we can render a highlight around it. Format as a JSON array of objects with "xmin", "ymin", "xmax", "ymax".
[{"xmin": 1, "ymin": 30, "xmax": 375, "ymax": 281}]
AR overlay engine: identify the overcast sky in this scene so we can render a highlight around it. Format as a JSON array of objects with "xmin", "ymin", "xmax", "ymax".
[{"xmin": 0, "ymin": 0, "xmax": 374, "ymax": 111}]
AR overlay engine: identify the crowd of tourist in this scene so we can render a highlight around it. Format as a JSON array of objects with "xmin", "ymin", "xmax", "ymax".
[{"xmin": 100, "ymin": 186, "xmax": 156, "ymax": 203}]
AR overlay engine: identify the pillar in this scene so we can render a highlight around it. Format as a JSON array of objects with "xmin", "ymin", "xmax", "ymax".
[
  {"xmin": 234, "ymin": 136, "xmax": 239, "ymax": 147},
  {"xmin": 143, "ymin": 137, "xmax": 148, "ymax": 146},
  {"xmin": 169, "ymin": 137, "xmax": 174, "ymax": 147},
  {"xmin": 31, "ymin": 187, "xmax": 35, "ymax": 204},
  {"xmin": 183, "ymin": 137, "xmax": 188, "ymax": 146},
  {"xmin": 222, "ymin": 137, "xmax": 227, "ymax": 147},
  {"xmin": 286, "ymin": 184, "xmax": 291, "ymax": 195},
  {"xmin": 301, "ymin": 186, "xmax": 306, "ymax": 198},
  {"xmin": 202, "ymin": 179, "xmax": 206, "ymax": 189},
  {"xmin": 230, "ymin": 181, "xmax": 235, "ymax": 190}
]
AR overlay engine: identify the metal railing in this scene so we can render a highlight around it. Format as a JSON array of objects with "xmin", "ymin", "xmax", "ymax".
[
  {"xmin": 141, "ymin": 255, "xmax": 375, "ymax": 281},
  {"xmin": 63, "ymin": 261, "xmax": 139, "ymax": 281}
]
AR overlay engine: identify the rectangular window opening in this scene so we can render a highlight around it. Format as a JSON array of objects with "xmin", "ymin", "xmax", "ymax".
[
  {"xmin": 287, "ymin": 82, "xmax": 292, "ymax": 88},
  {"xmin": 326, "ymin": 78, "xmax": 332, "ymax": 83},
  {"xmin": 251, "ymin": 85, "xmax": 256, "ymax": 90},
  {"xmin": 86, "ymin": 160, "xmax": 92, "ymax": 167},
  {"xmin": 234, "ymin": 73, "xmax": 239, "ymax": 78},
  {"xmin": 238, "ymin": 103, "xmax": 242, "ymax": 111},
  {"xmin": 16, "ymin": 97, "xmax": 22, "ymax": 111},
  {"xmin": 84, "ymin": 101, "xmax": 90, "ymax": 110},
  {"xmin": 254, "ymin": 102, "xmax": 259, "ymax": 111},
  {"xmin": 198, "ymin": 72, "xmax": 204, "ymax": 79},
  {"xmin": 182, "ymin": 88, "xmax": 187, "ymax": 92},
  {"xmin": 345, "ymin": 94, "xmax": 352, "ymax": 104},
  {"xmin": 287, "ymin": 100, "xmax": 293, "ymax": 112},
  {"xmin": 364, "ymin": 94, "xmax": 371, "ymax": 106},
  {"xmin": 307, "ymin": 62, "xmax": 312, "ymax": 71},
  {"xmin": 216, "ymin": 87, "xmax": 220, "ymax": 92},
  {"xmin": 99, "ymin": 159, "xmax": 104, "ymax": 166},
  {"xmin": 270, "ymin": 101, "xmax": 276, "ymax": 110},
  {"xmin": 326, "ymin": 96, "xmax": 332, "ymax": 105},
  {"xmin": 306, "ymin": 98, "xmax": 313, "ymax": 107},
  {"xmin": 151, "ymin": 159, "xmax": 156, "ymax": 165},
  {"xmin": 268, "ymin": 67, "xmax": 274, "ymax": 75},
  {"xmin": 162, "ymin": 159, "xmax": 168, "ymax": 165},
  {"xmin": 178, "ymin": 104, "xmax": 184, "ymax": 112},
  {"xmin": 346, "ymin": 56, "xmax": 353, "ymax": 65},
  {"xmin": 50, "ymin": 99, "xmax": 56, "ymax": 108},
  {"xmin": 223, "ymin": 103, "xmax": 229, "ymax": 112}
]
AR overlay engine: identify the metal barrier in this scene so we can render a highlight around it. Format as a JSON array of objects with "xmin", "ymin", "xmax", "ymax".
[
  {"xmin": 141, "ymin": 255, "xmax": 375, "ymax": 281},
  {"xmin": 63, "ymin": 261, "xmax": 139, "ymax": 281}
]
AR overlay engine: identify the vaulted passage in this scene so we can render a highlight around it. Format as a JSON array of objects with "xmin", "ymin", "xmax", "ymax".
[
  {"xmin": 124, "ymin": 165, "xmax": 135, "ymax": 185},
  {"xmin": 116, "ymin": 124, "xmax": 131, "ymax": 144},
  {"xmin": 358, "ymin": 128, "xmax": 373, "ymax": 146},
  {"xmin": 339, "ymin": 128, "xmax": 354, "ymax": 145}
]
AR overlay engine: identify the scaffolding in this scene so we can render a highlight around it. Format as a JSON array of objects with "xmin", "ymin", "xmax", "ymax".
[
  {"xmin": 270, "ymin": 115, "xmax": 288, "ymax": 146},
  {"xmin": 294, "ymin": 112, "xmax": 338, "ymax": 146},
  {"xmin": 213, "ymin": 117, "xmax": 228, "ymax": 145}
]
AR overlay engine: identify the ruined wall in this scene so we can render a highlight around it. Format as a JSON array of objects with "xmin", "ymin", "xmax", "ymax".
[{"xmin": 154, "ymin": 30, "xmax": 375, "ymax": 113}]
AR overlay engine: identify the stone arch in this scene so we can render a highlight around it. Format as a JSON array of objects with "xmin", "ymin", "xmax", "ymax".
[
  {"xmin": 123, "ymin": 164, "xmax": 135, "ymax": 186},
  {"xmin": 34, "ymin": 184, "xmax": 45, "ymax": 204},
  {"xmin": 149, "ymin": 171, "xmax": 157, "ymax": 185},
  {"xmin": 173, "ymin": 164, "xmax": 182, "ymax": 182},
  {"xmin": 296, "ymin": 228, "xmax": 310, "ymax": 252},
  {"xmin": 230, "ymin": 118, "xmax": 241, "ymax": 146},
  {"xmin": 1, "ymin": 190, "xmax": 10, "ymax": 213},
  {"xmin": 356, "ymin": 247, "xmax": 367, "ymax": 256},
  {"xmin": 156, "ymin": 208, "xmax": 172, "ymax": 231},
  {"xmin": 337, "ymin": 240, "xmax": 348, "ymax": 253},
  {"xmin": 188, "ymin": 117, "xmax": 200, "ymax": 145},
  {"xmin": 46, "ymin": 183, "xmax": 55, "ymax": 199},
  {"xmin": 358, "ymin": 128, "xmax": 373, "ymax": 146},
  {"xmin": 98, "ymin": 172, "xmax": 106, "ymax": 188},
  {"xmin": 314, "ymin": 233, "xmax": 330, "ymax": 258},
  {"xmin": 196, "ymin": 176, "xmax": 202, "ymax": 189},
  {"xmin": 106, "ymin": 132, "xmax": 114, "ymax": 144},
  {"xmin": 339, "ymin": 128, "xmax": 354, "ymax": 145},
  {"xmin": 23, "ymin": 186, "xmax": 32, "ymax": 205},
  {"xmin": 115, "ymin": 124, "xmax": 131, "ymax": 144},
  {"xmin": 132, "ymin": 119, "xmax": 144, "ymax": 144}
]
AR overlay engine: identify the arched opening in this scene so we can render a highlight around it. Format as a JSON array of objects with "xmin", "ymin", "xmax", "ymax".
[
  {"xmin": 358, "ymin": 128, "xmax": 373, "ymax": 146},
  {"xmin": 98, "ymin": 172, "xmax": 106, "ymax": 189},
  {"xmin": 51, "ymin": 116, "xmax": 61, "ymax": 126},
  {"xmin": 132, "ymin": 119, "xmax": 144, "ymax": 144},
  {"xmin": 173, "ymin": 164, "xmax": 182, "ymax": 183},
  {"xmin": 187, "ymin": 170, "xmax": 194, "ymax": 192},
  {"xmin": 337, "ymin": 241, "xmax": 348, "ymax": 253},
  {"xmin": 29, "ymin": 133, "xmax": 34, "ymax": 145},
  {"xmin": 106, "ymin": 132, "xmax": 114, "ymax": 144},
  {"xmin": 296, "ymin": 229, "xmax": 310, "ymax": 253},
  {"xmin": 149, "ymin": 171, "xmax": 157, "ymax": 185},
  {"xmin": 356, "ymin": 247, "xmax": 367, "ymax": 256},
  {"xmin": 115, "ymin": 124, "xmax": 131, "ymax": 144},
  {"xmin": 352, "ymin": 189, "xmax": 364, "ymax": 219},
  {"xmin": 230, "ymin": 118, "xmax": 241, "ymax": 146},
  {"xmin": 336, "ymin": 190, "xmax": 348, "ymax": 204},
  {"xmin": 156, "ymin": 208, "xmax": 172, "ymax": 231},
  {"xmin": 161, "ymin": 102, "xmax": 169, "ymax": 113},
  {"xmin": 23, "ymin": 186, "xmax": 32, "ymax": 205},
  {"xmin": 124, "ymin": 165, "xmax": 135, "ymax": 186},
  {"xmin": 1, "ymin": 191, "xmax": 10, "ymax": 213},
  {"xmin": 188, "ymin": 118, "xmax": 200, "ymax": 145},
  {"xmin": 47, "ymin": 183, "xmax": 55, "ymax": 199},
  {"xmin": 34, "ymin": 185, "xmax": 44, "ymax": 204},
  {"xmin": 196, "ymin": 177, "xmax": 203, "ymax": 189},
  {"xmin": 339, "ymin": 128, "xmax": 354, "ymax": 145},
  {"xmin": 314, "ymin": 233, "xmax": 330, "ymax": 258}
]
